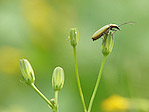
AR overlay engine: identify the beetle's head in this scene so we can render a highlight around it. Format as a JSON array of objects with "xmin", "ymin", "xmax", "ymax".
[{"xmin": 109, "ymin": 24, "xmax": 121, "ymax": 31}]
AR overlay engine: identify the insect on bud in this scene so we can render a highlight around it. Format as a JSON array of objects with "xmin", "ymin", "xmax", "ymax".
[
  {"xmin": 102, "ymin": 31, "xmax": 114, "ymax": 56},
  {"xmin": 52, "ymin": 67, "xmax": 64, "ymax": 91},
  {"xmin": 19, "ymin": 59, "xmax": 35, "ymax": 85},
  {"xmin": 69, "ymin": 28, "xmax": 79, "ymax": 47}
]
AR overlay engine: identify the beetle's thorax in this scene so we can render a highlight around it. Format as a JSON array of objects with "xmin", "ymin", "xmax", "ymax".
[{"xmin": 109, "ymin": 24, "xmax": 121, "ymax": 30}]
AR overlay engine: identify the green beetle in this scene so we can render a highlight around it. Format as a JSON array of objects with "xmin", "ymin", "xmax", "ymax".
[
  {"xmin": 92, "ymin": 22, "xmax": 134, "ymax": 41},
  {"xmin": 92, "ymin": 24, "xmax": 120, "ymax": 41}
]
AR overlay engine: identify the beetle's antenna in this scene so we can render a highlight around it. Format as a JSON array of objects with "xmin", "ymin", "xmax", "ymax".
[{"xmin": 119, "ymin": 21, "xmax": 136, "ymax": 27}]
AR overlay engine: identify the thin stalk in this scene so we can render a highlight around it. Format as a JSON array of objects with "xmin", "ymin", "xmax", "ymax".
[
  {"xmin": 55, "ymin": 91, "xmax": 59, "ymax": 112},
  {"xmin": 88, "ymin": 55, "xmax": 107, "ymax": 112},
  {"xmin": 30, "ymin": 83, "xmax": 55, "ymax": 111},
  {"xmin": 73, "ymin": 47, "xmax": 87, "ymax": 112}
]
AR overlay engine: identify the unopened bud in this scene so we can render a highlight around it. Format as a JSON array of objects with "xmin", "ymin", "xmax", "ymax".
[
  {"xmin": 52, "ymin": 67, "xmax": 64, "ymax": 91},
  {"xmin": 50, "ymin": 98, "xmax": 56, "ymax": 108},
  {"xmin": 48, "ymin": 98, "xmax": 56, "ymax": 111},
  {"xmin": 102, "ymin": 31, "xmax": 114, "ymax": 56},
  {"xmin": 69, "ymin": 28, "xmax": 79, "ymax": 47},
  {"xmin": 20, "ymin": 59, "xmax": 35, "ymax": 85}
]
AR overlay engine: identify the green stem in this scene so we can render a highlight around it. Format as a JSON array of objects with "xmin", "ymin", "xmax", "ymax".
[
  {"xmin": 30, "ymin": 83, "xmax": 55, "ymax": 111},
  {"xmin": 88, "ymin": 55, "xmax": 107, "ymax": 112},
  {"xmin": 55, "ymin": 91, "xmax": 59, "ymax": 112},
  {"xmin": 73, "ymin": 47, "xmax": 87, "ymax": 112}
]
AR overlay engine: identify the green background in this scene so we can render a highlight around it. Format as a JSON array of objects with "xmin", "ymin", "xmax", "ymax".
[{"xmin": 0, "ymin": 0, "xmax": 149, "ymax": 112}]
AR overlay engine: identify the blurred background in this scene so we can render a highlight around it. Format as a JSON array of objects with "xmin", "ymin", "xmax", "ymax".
[{"xmin": 0, "ymin": 0, "xmax": 149, "ymax": 112}]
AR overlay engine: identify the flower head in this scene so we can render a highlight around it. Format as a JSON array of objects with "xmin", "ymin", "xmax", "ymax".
[
  {"xmin": 102, "ymin": 31, "xmax": 114, "ymax": 56},
  {"xmin": 20, "ymin": 59, "xmax": 35, "ymax": 85},
  {"xmin": 101, "ymin": 94, "xmax": 130, "ymax": 111},
  {"xmin": 52, "ymin": 67, "xmax": 64, "ymax": 91},
  {"xmin": 69, "ymin": 28, "xmax": 79, "ymax": 47}
]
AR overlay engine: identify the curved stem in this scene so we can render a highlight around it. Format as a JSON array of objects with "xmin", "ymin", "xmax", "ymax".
[
  {"xmin": 88, "ymin": 55, "xmax": 107, "ymax": 112},
  {"xmin": 30, "ymin": 83, "xmax": 55, "ymax": 111},
  {"xmin": 73, "ymin": 47, "xmax": 87, "ymax": 112}
]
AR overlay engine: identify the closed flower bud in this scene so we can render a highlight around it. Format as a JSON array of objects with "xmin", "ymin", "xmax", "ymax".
[
  {"xmin": 20, "ymin": 59, "xmax": 35, "ymax": 85},
  {"xmin": 102, "ymin": 31, "xmax": 114, "ymax": 56},
  {"xmin": 69, "ymin": 28, "xmax": 79, "ymax": 47},
  {"xmin": 52, "ymin": 67, "xmax": 64, "ymax": 91},
  {"xmin": 49, "ymin": 98, "xmax": 56, "ymax": 109}
]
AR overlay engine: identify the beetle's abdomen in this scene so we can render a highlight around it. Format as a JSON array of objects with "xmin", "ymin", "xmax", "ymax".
[
  {"xmin": 92, "ymin": 33, "xmax": 104, "ymax": 41},
  {"xmin": 92, "ymin": 25, "xmax": 110, "ymax": 41}
]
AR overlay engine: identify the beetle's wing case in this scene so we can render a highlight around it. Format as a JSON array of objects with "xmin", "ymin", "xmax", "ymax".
[{"xmin": 92, "ymin": 25, "xmax": 110, "ymax": 41}]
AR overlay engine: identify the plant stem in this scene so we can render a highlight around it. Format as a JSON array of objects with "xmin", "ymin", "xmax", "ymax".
[
  {"xmin": 30, "ymin": 83, "xmax": 55, "ymax": 111},
  {"xmin": 55, "ymin": 91, "xmax": 59, "ymax": 112},
  {"xmin": 73, "ymin": 47, "xmax": 87, "ymax": 112},
  {"xmin": 88, "ymin": 55, "xmax": 107, "ymax": 112}
]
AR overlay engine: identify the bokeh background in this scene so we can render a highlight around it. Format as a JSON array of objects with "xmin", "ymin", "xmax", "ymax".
[{"xmin": 0, "ymin": 0, "xmax": 149, "ymax": 112}]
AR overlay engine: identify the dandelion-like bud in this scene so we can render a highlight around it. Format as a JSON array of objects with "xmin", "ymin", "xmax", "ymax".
[
  {"xmin": 20, "ymin": 59, "xmax": 35, "ymax": 85},
  {"xmin": 69, "ymin": 28, "xmax": 79, "ymax": 47},
  {"xmin": 102, "ymin": 31, "xmax": 114, "ymax": 56},
  {"xmin": 52, "ymin": 67, "xmax": 64, "ymax": 91}
]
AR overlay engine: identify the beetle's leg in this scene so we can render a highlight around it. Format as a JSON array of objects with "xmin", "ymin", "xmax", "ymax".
[
  {"xmin": 105, "ymin": 29, "xmax": 110, "ymax": 34},
  {"xmin": 111, "ymin": 29, "xmax": 117, "ymax": 32},
  {"xmin": 103, "ymin": 32, "xmax": 108, "ymax": 45},
  {"xmin": 100, "ymin": 29, "xmax": 109, "ymax": 40},
  {"xmin": 112, "ymin": 32, "xmax": 114, "ymax": 39}
]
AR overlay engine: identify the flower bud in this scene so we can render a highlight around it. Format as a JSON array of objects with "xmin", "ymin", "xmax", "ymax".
[
  {"xmin": 20, "ymin": 59, "xmax": 35, "ymax": 85},
  {"xmin": 69, "ymin": 28, "xmax": 79, "ymax": 47},
  {"xmin": 50, "ymin": 98, "xmax": 56, "ymax": 108},
  {"xmin": 102, "ymin": 31, "xmax": 114, "ymax": 56},
  {"xmin": 48, "ymin": 98, "xmax": 57, "ymax": 111},
  {"xmin": 52, "ymin": 67, "xmax": 64, "ymax": 91}
]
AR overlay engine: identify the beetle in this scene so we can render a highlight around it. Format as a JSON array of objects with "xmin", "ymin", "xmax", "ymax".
[{"xmin": 92, "ymin": 22, "xmax": 134, "ymax": 41}]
